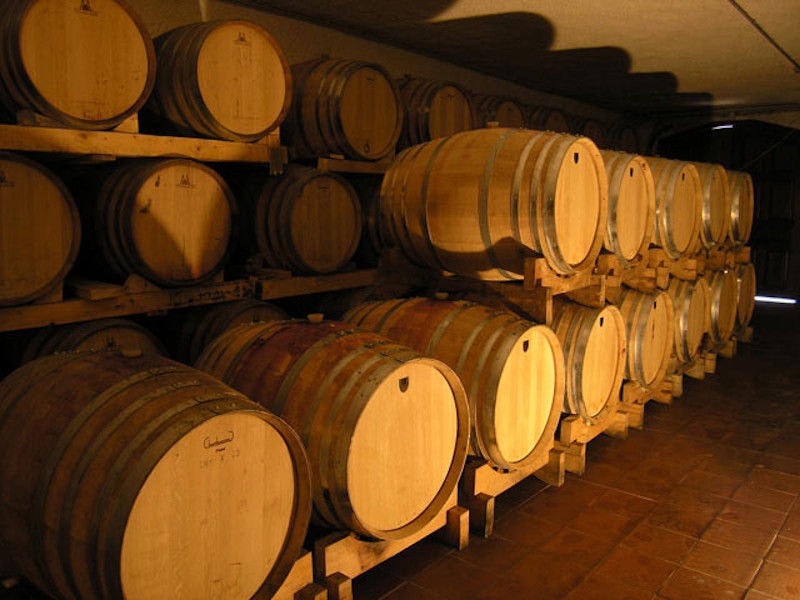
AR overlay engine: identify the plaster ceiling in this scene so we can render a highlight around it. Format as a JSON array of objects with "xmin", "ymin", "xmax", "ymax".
[{"xmin": 235, "ymin": 0, "xmax": 800, "ymax": 123}]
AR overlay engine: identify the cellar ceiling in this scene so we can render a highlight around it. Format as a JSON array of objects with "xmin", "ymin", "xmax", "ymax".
[{"xmin": 233, "ymin": 0, "xmax": 800, "ymax": 124}]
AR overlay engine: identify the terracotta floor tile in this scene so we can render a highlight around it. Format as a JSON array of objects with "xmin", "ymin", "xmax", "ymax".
[
  {"xmin": 659, "ymin": 567, "xmax": 746, "ymax": 599},
  {"xmin": 519, "ymin": 478, "xmax": 607, "ymax": 523},
  {"xmin": 681, "ymin": 470, "xmax": 743, "ymax": 498},
  {"xmin": 781, "ymin": 511, "xmax": 800, "ymax": 542},
  {"xmin": 565, "ymin": 572, "xmax": 656, "ymax": 600},
  {"xmin": 502, "ymin": 549, "xmax": 595, "ymax": 599},
  {"xmin": 380, "ymin": 538, "xmax": 453, "ymax": 580},
  {"xmin": 492, "ymin": 509, "xmax": 566, "ymax": 548},
  {"xmin": 717, "ymin": 500, "xmax": 787, "ymax": 532},
  {"xmin": 579, "ymin": 461, "xmax": 627, "ymax": 487},
  {"xmin": 378, "ymin": 582, "xmax": 444, "ymax": 600},
  {"xmin": 648, "ymin": 488, "xmax": 728, "ymax": 537},
  {"xmin": 567, "ymin": 505, "xmax": 642, "ymax": 542},
  {"xmin": 352, "ymin": 563, "xmax": 406, "ymax": 600},
  {"xmin": 591, "ymin": 488, "xmax": 658, "ymax": 519},
  {"xmin": 743, "ymin": 590, "xmax": 781, "ymax": 600},
  {"xmin": 747, "ymin": 467, "xmax": 800, "ymax": 495},
  {"xmin": 750, "ymin": 561, "xmax": 800, "ymax": 599},
  {"xmin": 683, "ymin": 540, "xmax": 762, "ymax": 587},
  {"xmin": 766, "ymin": 535, "xmax": 800, "ymax": 568},
  {"xmin": 455, "ymin": 531, "xmax": 530, "ymax": 572},
  {"xmin": 765, "ymin": 433, "xmax": 800, "ymax": 459},
  {"xmin": 536, "ymin": 526, "xmax": 616, "ymax": 566},
  {"xmin": 623, "ymin": 521, "xmax": 698, "ymax": 563},
  {"xmin": 592, "ymin": 545, "xmax": 678, "ymax": 592},
  {"xmin": 700, "ymin": 454, "xmax": 756, "ymax": 480},
  {"xmin": 409, "ymin": 554, "xmax": 497, "ymax": 600},
  {"xmin": 701, "ymin": 519, "xmax": 777, "ymax": 557},
  {"xmin": 760, "ymin": 454, "xmax": 800, "ymax": 478},
  {"xmin": 733, "ymin": 481, "xmax": 796, "ymax": 512}
]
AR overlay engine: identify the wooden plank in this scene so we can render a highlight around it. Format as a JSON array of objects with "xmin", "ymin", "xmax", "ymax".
[
  {"xmin": 0, "ymin": 123, "xmax": 282, "ymax": 165},
  {"xmin": 257, "ymin": 270, "xmax": 377, "ymax": 300},
  {"xmin": 268, "ymin": 551, "xmax": 326, "ymax": 600},
  {"xmin": 0, "ymin": 279, "xmax": 254, "ymax": 332},
  {"xmin": 317, "ymin": 156, "xmax": 392, "ymax": 174}
]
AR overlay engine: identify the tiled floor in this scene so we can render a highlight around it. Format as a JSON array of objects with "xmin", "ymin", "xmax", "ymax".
[{"xmin": 351, "ymin": 304, "xmax": 800, "ymax": 600}]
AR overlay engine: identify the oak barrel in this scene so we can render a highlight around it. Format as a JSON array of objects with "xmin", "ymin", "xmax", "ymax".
[
  {"xmin": 0, "ymin": 0, "xmax": 155, "ymax": 129},
  {"xmin": 195, "ymin": 319, "xmax": 470, "ymax": 540},
  {"xmin": 574, "ymin": 118, "xmax": 608, "ymax": 148},
  {"xmin": 727, "ymin": 170, "xmax": 754, "ymax": 246},
  {"xmin": 693, "ymin": 162, "xmax": 731, "ymax": 250},
  {"xmin": 608, "ymin": 121, "xmax": 640, "ymax": 154},
  {"xmin": 615, "ymin": 289, "xmax": 675, "ymax": 388},
  {"xmin": 706, "ymin": 269, "xmax": 739, "ymax": 346},
  {"xmin": 342, "ymin": 297, "xmax": 565, "ymax": 471},
  {"xmin": 735, "ymin": 262, "xmax": 756, "ymax": 331},
  {"xmin": 0, "ymin": 351, "xmax": 312, "ymax": 600},
  {"xmin": 397, "ymin": 77, "xmax": 475, "ymax": 147},
  {"xmin": 526, "ymin": 106, "xmax": 571, "ymax": 133},
  {"xmin": 284, "ymin": 57, "xmax": 403, "ymax": 160},
  {"xmin": 647, "ymin": 157, "xmax": 703, "ymax": 259},
  {"xmin": 236, "ymin": 164, "xmax": 362, "ymax": 274},
  {"xmin": 0, "ymin": 152, "xmax": 80, "ymax": 306},
  {"xmin": 552, "ymin": 302, "xmax": 627, "ymax": 424},
  {"xmin": 147, "ymin": 20, "xmax": 291, "ymax": 141},
  {"xmin": 473, "ymin": 95, "xmax": 526, "ymax": 128},
  {"xmin": 600, "ymin": 151, "xmax": 655, "ymax": 265},
  {"xmin": 21, "ymin": 318, "xmax": 166, "ymax": 364},
  {"xmin": 668, "ymin": 277, "xmax": 710, "ymax": 364},
  {"xmin": 94, "ymin": 158, "xmax": 236, "ymax": 286},
  {"xmin": 173, "ymin": 299, "xmax": 289, "ymax": 363},
  {"xmin": 381, "ymin": 127, "xmax": 608, "ymax": 279}
]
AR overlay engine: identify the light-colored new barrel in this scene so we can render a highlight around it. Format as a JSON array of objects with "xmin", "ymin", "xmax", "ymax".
[
  {"xmin": 552, "ymin": 302, "xmax": 627, "ymax": 424},
  {"xmin": 343, "ymin": 297, "xmax": 564, "ymax": 471},
  {"xmin": 600, "ymin": 151, "xmax": 655, "ymax": 265},
  {"xmin": 727, "ymin": 170, "xmax": 755, "ymax": 246},
  {"xmin": 0, "ymin": 0, "xmax": 155, "ymax": 129},
  {"xmin": 616, "ymin": 289, "xmax": 675, "ymax": 387},
  {"xmin": 21, "ymin": 318, "xmax": 166, "ymax": 364},
  {"xmin": 735, "ymin": 262, "xmax": 756, "ymax": 331},
  {"xmin": 285, "ymin": 57, "xmax": 403, "ymax": 160},
  {"xmin": 0, "ymin": 351, "xmax": 312, "ymax": 600},
  {"xmin": 668, "ymin": 277, "xmax": 711, "ymax": 364},
  {"xmin": 94, "ymin": 158, "xmax": 235, "ymax": 286},
  {"xmin": 0, "ymin": 152, "xmax": 80, "ymax": 306},
  {"xmin": 237, "ymin": 164, "xmax": 362, "ymax": 274},
  {"xmin": 647, "ymin": 157, "xmax": 703, "ymax": 259},
  {"xmin": 196, "ymin": 319, "xmax": 470, "ymax": 540},
  {"xmin": 148, "ymin": 20, "xmax": 291, "ymax": 141},
  {"xmin": 706, "ymin": 269, "xmax": 739, "ymax": 346},
  {"xmin": 381, "ymin": 127, "xmax": 608, "ymax": 279},
  {"xmin": 397, "ymin": 77, "xmax": 475, "ymax": 147},
  {"xmin": 693, "ymin": 162, "xmax": 731, "ymax": 250}
]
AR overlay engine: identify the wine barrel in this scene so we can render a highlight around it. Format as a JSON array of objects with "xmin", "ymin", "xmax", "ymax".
[
  {"xmin": 342, "ymin": 297, "xmax": 565, "ymax": 471},
  {"xmin": 735, "ymin": 262, "xmax": 756, "ymax": 331},
  {"xmin": 284, "ymin": 57, "xmax": 403, "ymax": 160},
  {"xmin": 693, "ymin": 162, "xmax": 731, "ymax": 249},
  {"xmin": 237, "ymin": 164, "xmax": 362, "ymax": 274},
  {"xmin": 552, "ymin": 303, "xmax": 626, "ymax": 424},
  {"xmin": 21, "ymin": 318, "xmax": 166, "ymax": 364},
  {"xmin": 173, "ymin": 299, "xmax": 289, "ymax": 363},
  {"xmin": 600, "ymin": 151, "xmax": 655, "ymax": 265},
  {"xmin": 0, "ymin": 0, "xmax": 155, "ymax": 130},
  {"xmin": 608, "ymin": 121, "xmax": 640, "ymax": 153},
  {"xmin": 0, "ymin": 152, "xmax": 81, "ymax": 306},
  {"xmin": 574, "ymin": 118, "xmax": 608, "ymax": 148},
  {"xmin": 473, "ymin": 95, "xmax": 526, "ymax": 128},
  {"xmin": 381, "ymin": 127, "xmax": 608, "ymax": 279},
  {"xmin": 668, "ymin": 277, "xmax": 710, "ymax": 364},
  {"xmin": 647, "ymin": 157, "xmax": 702, "ymax": 259},
  {"xmin": 195, "ymin": 319, "xmax": 470, "ymax": 540},
  {"xmin": 94, "ymin": 158, "xmax": 235, "ymax": 286},
  {"xmin": 147, "ymin": 20, "xmax": 291, "ymax": 142},
  {"xmin": 526, "ymin": 106, "xmax": 571, "ymax": 133},
  {"xmin": 349, "ymin": 175, "xmax": 385, "ymax": 266},
  {"xmin": 397, "ymin": 77, "xmax": 475, "ymax": 147},
  {"xmin": 615, "ymin": 289, "xmax": 675, "ymax": 388},
  {"xmin": 0, "ymin": 351, "xmax": 312, "ymax": 600},
  {"xmin": 706, "ymin": 269, "xmax": 738, "ymax": 346},
  {"xmin": 727, "ymin": 170, "xmax": 754, "ymax": 246}
]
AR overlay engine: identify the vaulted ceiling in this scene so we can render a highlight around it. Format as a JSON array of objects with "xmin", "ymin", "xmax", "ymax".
[{"xmin": 235, "ymin": 0, "xmax": 800, "ymax": 125}]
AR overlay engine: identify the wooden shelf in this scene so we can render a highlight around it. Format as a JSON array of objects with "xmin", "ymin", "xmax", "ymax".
[
  {"xmin": 0, "ymin": 270, "xmax": 378, "ymax": 333},
  {"xmin": 0, "ymin": 123, "xmax": 287, "ymax": 171}
]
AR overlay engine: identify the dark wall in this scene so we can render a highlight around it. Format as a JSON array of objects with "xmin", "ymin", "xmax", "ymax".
[{"xmin": 657, "ymin": 120, "xmax": 800, "ymax": 297}]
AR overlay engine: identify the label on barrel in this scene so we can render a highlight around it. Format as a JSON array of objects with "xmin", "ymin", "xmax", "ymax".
[
  {"xmin": 234, "ymin": 31, "xmax": 252, "ymax": 47},
  {"xmin": 177, "ymin": 173, "xmax": 196, "ymax": 189}
]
